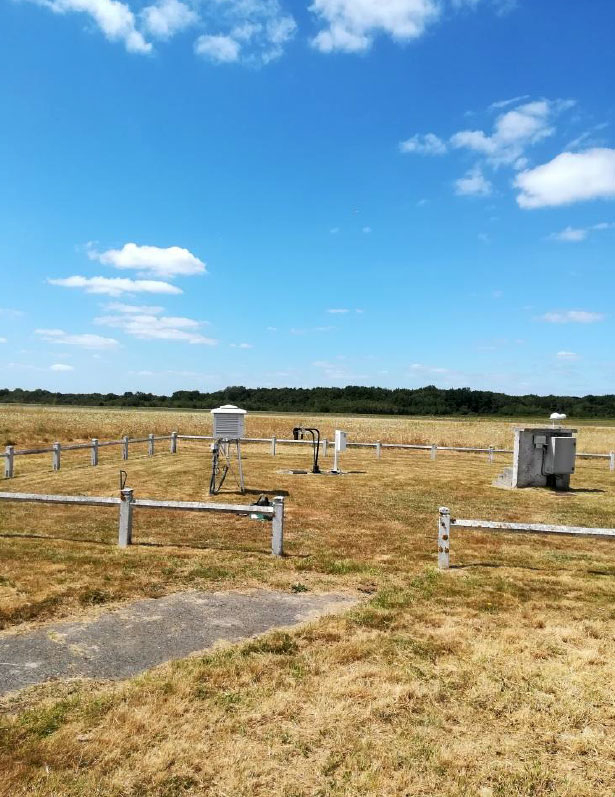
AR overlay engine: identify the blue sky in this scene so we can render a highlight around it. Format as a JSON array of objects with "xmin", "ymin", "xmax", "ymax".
[{"xmin": 1, "ymin": 0, "xmax": 614, "ymax": 396}]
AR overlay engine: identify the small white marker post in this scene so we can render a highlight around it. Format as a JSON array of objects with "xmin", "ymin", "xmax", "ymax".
[
  {"xmin": 430, "ymin": 444, "xmax": 437, "ymax": 461},
  {"xmin": 52, "ymin": 442, "xmax": 61, "ymax": 471},
  {"xmin": 4, "ymin": 446, "xmax": 14, "ymax": 479},
  {"xmin": 122, "ymin": 436, "xmax": 129, "ymax": 461},
  {"xmin": 322, "ymin": 438, "xmax": 328, "ymax": 457},
  {"xmin": 271, "ymin": 495, "xmax": 284, "ymax": 556},
  {"xmin": 376, "ymin": 441, "xmax": 382, "ymax": 459},
  {"xmin": 271, "ymin": 436, "xmax": 277, "ymax": 456},
  {"xmin": 148, "ymin": 434, "xmax": 155, "ymax": 457},
  {"xmin": 118, "ymin": 488, "xmax": 134, "ymax": 547},
  {"xmin": 170, "ymin": 432, "xmax": 178, "ymax": 454},
  {"xmin": 488, "ymin": 446, "xmax": 495, "ymax": 464},
  {"xmin": 438, "ymin": 507, "xmax": 451, "ymax": 570},
  {"xmin": 610, "ymin": 451, "xmax": 615, "ymax": 472},
  {"xmin": 91, "ymin": 438, "xmax": 99, "ymax": 466}
]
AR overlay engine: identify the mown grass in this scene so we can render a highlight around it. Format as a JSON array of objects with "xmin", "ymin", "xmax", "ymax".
[{"xmin": 1, "ymin": 407, "xmax": 615, "ymax": 795}]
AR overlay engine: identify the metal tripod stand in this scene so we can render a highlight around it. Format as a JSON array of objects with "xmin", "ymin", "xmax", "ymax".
[{"xmin": 209, "ymin": 438, "xmax": 245, "ymax": 495}]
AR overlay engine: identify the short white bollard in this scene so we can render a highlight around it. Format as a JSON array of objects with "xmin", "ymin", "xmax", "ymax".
[
  {"xmin": 148, "ymin": 434, "xmax": 155, "ymax": 457},
  {"xmin": 271, "ymin": 436, "xmax": 277, "ymax": 456},
  {"xmin": 122, "ymin": 436, "xmax": 129, "ymax": 460},
  {"xmin": 118, "ymin": 488, "xmax": 134, "ymax": 547},
  {"xmin": 488, "ymin": 446, "xmax": 495, "ymax": 464},
  {"xmin": 170, "ymin": 431, "xmax": 178, "ymax": 454},
  {"xmin": 322, "ymin": 438, "xmax": 328, "ymax": 457},
  {"xmin": 91, "ymin": 438, "xmax": 99, "ymax": 466},
  {"xmin": 438, "ymin": 507, "xmax": 451, "ymax": 570},
  {"xmin": 4, "ymin": 445, "xmax": 14, "ymax": 479},
  {"xmin": 430, "ymin": 444, "xmax": 437, "ymax": 461},
  {"xmin": 610, "ymin": 451, "xmax": 615, "ymax": 472},
  {"xmin": 376, "ymin": 441, "xmax": 382, "ymax": 459},
  {"xmin": 52, "ymin": 442, "xmax": 61, "ymax": 471},
  {"xmin": 272, "ymin": 495, "xmax": 284, "ymax": 556}
]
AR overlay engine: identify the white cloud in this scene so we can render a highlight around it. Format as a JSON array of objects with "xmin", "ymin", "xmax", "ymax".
[
  {"xmin": 194, "ymin": 0, "xmax": 296, "ymax": 65},
  {"xmin": 48, "ymin": 276, "xmax": 182, "ymax": 296},
  {"xmin": 104, "ymin": 302, "xmax": 165, "ymax": 314},
  {"xmin": 88, "ymin": 242, "xmax": 206, "ymax": 278},
  {"xmin": 140, "ymin": 0, "xmax": 197, "ymax": 39},
  {"xmin": 399, "ymin": 133, "xmax": 447, "ymax": 155},
  {"xmin": 30, "ymin": 0, "xmax": 152, "ymax": 53},
  {"xmin": 450, "ymin": 99, "xmax": 574, "ymax": 167},
  {"xmin": 95, "ymin": 308, "xmax": 217, "ymax": 344},
  {"xmin": 194, "ymin": 34, "xmax": 241, "ymax": 62},
  {"xmin": 327, "ymin": 308, "xmax": 349, "ymax": 314},
  {"xmin": 35, "ymin": 329, "xmax": 119, "ymax": 349},
  {"xmin": 549, "ymin": 226, "xmax": 588, "ymax": 242},
  {"xmin": 0, "ymin": 337, "xmax": 7, "ymax": 343},
  {"xmin": 548, "ymin": 223, "xmax": 614, "ymax": 243},
  {"xmin": 515, "ymin": 148, "xmax": 615, "ymax": 208},
  {"xmin": 310, "ymin": 0, "xmax": 440, "ymax": 53},
  {"xmin": 556, "ymin": 351, "xmax": 579, "ymax": 361},
  {"xmin": 454, "ymin": 166, "xmax": 492, "ymax": 196},
  {"xmin": 329, "ymin": 226, "xmax": 340, "ymax": 234},
  {"xmin": 362, "ymin": 226, "xmax": 372, "ymax": 234},
  {"xmin": 50, "ymin": 363, "xmax": 75, "ymax": 371},
  {"xmin": 230, "ymin": 342, "xmax": 253, "ymax": 348},
  {"xmin": 0, "ymin": 308, "xmax": 23, "ymax": 318},
  {"xmin": 539, "ymin": 310, "xmax": 605, "ymax": 324}
]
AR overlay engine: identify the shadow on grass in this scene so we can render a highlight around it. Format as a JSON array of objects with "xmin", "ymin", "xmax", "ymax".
[{"xmin": 0, "ymin": 532, "xmax": 309, "ymax": 558}]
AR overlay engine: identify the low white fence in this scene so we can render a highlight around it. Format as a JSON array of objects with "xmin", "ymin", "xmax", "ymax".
[
  {"xmin": 0, "ymin": 490, "xmax": 285, "ymax": 555},
  {"xmin": 437, "ymin": 506, "xmax": 615, "ymax": 569},
  {"xmin": 2, "ymin": 432, "xmax": 615, "ymax": 480}
]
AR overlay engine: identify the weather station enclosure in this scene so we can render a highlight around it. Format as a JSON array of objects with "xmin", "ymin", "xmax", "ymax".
[
  {"xmin": 209, "ymin": 404, "xmax": 247, "ymax": 494},
  {"xmin": 494, "ymin": 426, "xmax": 577, "ymax": 491}
]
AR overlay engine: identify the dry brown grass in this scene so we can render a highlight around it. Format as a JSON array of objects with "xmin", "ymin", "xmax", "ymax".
[
  {"xmin": 2, "ymin": 406, "xmax": 615, "ymax": 795},
  {"xmin": 3, "ymin": 403, "xmax": 615, "ymax": 451}
]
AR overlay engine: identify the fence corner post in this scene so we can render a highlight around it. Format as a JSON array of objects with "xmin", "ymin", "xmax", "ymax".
[
  {"xmin": 430, "ymin": 444, "xmax": 437, "ymax": 461},
  {"xmin": 170, "ymin": 432, "xmax": 178, "ymax": 454},
  {"xmin": 438, "ymin": 506, "xmax": 450, "ymax": 570},
  {"xmin": 271, "ymin": 436, "xmax": 277, "ymax": 456},
  {"xmin": 122, "ymin": 436, "xmax": 129, "ymax": 461},
  {"xmin": 376, "ymin": 441, "xmax": 382, "ymax": 459},
  {"xmin": 4, "ymin": 445, "xmax": 14, "ymax": 479},
  {"xmin": 119, "ymin": 488, "xmax": 134, "ymax": 547},
  {"xmin": 272, "ymin": 495, "xmax": 284, "ymax": 556},
  {"xmin": 323, "ymin": 438, "xmax": 328, "ymax": 457},
  {"xmin": 52, "ymin": 442, "xmax": 61, "ymax": 471},
  {"xmin": 91, "ymin": 438, "xmax": 99, "ymax": 466},
  {"xmin": 488, "ymin": 445, "xmax": 495, "ymax": 464},
  {"xmin": 610, "ymin": 451, "xmax": 615, "ymax": 472},
  {"xmin": 148, "ymin": 433, "xmax": 155, "ymax": 457}
]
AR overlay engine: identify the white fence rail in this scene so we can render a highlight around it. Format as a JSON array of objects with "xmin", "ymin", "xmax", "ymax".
[
  {"xmin": 0, "ymin": 490, "xmax": 285, "ymax": 555},
  {"xmin": 437, "ymin": 506, "xmax": 615, "ymax": 569},
  {"xmin": 2, "ymin": 431, "xmax": 615, "ymax": 479}
]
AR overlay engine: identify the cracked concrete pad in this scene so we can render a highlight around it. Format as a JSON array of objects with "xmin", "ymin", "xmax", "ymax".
[{"xmin": 0, "ymin": 590, "xmax": 357, "ymax": 696}]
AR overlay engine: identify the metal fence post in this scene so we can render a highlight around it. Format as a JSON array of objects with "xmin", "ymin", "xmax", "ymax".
[
  {"xmin": 376, "ymin": 441, "xmax": 382, "ymax": 459},
  {"xmin": 322, "ymin": 438, "xmax": 328, "ymax": 457},
  {"xmin": 271, "ymin": 436, "xmax": 277, "ymax": 456},
  {"xmin": 148, "ymin": 433, "xmax": 155, "ymax": 456},
  {"xmin": 122, "ymin": 436, "xmax": 129, "ymax": 460},
  {"xmin": 52, "ymin": 442, "xmax": 61, "ymax": 471},
  {"xmin": 438, "ymin": 507, "xmax": 450, "ymax": 570},
  {"xmin": 610, "ymin": 451, "xmax": 615, "ymax": 472},
  {"xmin": 4, "ymin": 445, "xmax": 14, "ymax": 479},
  {"xmin": 91, "ymin": 438, "xmax": 99, "ymax": 466},
  {"xmin": 118, "ymin": 488, "xmax": 134, "ymax": 547},
  {"xmin": 272, "ymin": 495, "xmax": 284, "ymax": 556},
  {"xmin": 170, "ymin": 432, "xmax": 178, "ymax": 454},
  {"xmin": 430, "ymin": 444, "xmax": 437, "ymax": 461},
  {"xmin": 488, "ymin": 445, "xmax": 495, "ymax": 464}
]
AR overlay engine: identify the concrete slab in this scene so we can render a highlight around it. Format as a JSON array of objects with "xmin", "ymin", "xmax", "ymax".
[{"xmin": 0, "ymin": 590, "xmax": 356, "ymax": 696}]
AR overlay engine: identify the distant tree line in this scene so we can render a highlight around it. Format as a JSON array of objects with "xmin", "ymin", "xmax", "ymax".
[{"xmin": 2, "ymin": 385, "xmax": 615, "ymax": 418}]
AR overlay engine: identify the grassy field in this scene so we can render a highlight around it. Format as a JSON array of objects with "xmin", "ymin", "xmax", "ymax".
[{"xmin": 2, "ymin": 406, "xmax": 615, "ymax": 795}]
